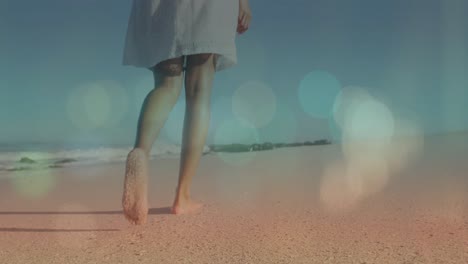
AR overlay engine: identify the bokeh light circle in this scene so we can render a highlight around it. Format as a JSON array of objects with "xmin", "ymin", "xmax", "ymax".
[
  {"xmin": 329, "ymin": 86, "xmax": 373, "ymax": 142},
  {"xmin": 386, "ymin": 119, "xmax": 424, "ymax": 172},
  {"xmin": 319, "ymin": 160, "xmax": 360, "ymax": 214},
  {"xmin": 346, "ymin": 154, "xmax": 390, "ymax": 198},
  {"xmin": 12, "ymin": 170, "xmax": 56, "ymax": 199},
  {"xmin": 11, "ymin": 151, "xmax": 57, "ymax": 198},
  {"xmin": 341, "ymin": 97, "xmax": 395, "ymax": 162},
  {"xmin": 345, "ymin": 99, "xmax": 395, "ymax": 143},
  {"xmin": 232, "ymin": 80, "xmax": 277, "ymax": 128},
  {"xmin": 332, "ymin": 86, "xmax": 373, "ymax": 129},
  {"xmin": 322, "ymin": 86, "xmax": 428, "ymax": 214},
  {"xmin": 101, "ymin": 80, "xmax": 129, "ymax": 127},
  {"xmin": 83, "ymin": 84, "xmax": 111, "ymax": 126},
  {"xmin": 67, "ymin": 80, "xmax": 129, "ymax": 131}
]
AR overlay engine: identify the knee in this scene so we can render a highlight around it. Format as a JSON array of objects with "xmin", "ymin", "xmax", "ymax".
[
  {"xmin": 151, "ymin": 56, "xmax": 185, "ymax": 77},
  {"xmin": 154, "ymin": 63, "xmax": 184, "ymax": 77},
  {"xmin": 151, "ymin": 58, "xmax": 184, "ymax": 93}
]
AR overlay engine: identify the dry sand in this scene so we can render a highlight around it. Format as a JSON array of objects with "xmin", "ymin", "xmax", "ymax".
[{"xmin": 0, "ymin": 132, "xmax": 467, "ymax": 263}]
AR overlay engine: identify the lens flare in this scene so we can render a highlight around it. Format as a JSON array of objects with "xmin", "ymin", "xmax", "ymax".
[
  {"xmin": 67, "ymin": 80, "xmax": 129, "ymax": 131},
  {"xmin": 332, "ymin": 86, "xmax": 373, "ymax": 128},
  {"xmin": 346, "ymin": 100, "xmax": 395, "ymax": 142},
  {"xmin": 346, "ymin": 153, "xmax": 390, "ymax": 198},
  {"xmin": 12, "ymin": 171, "xmax": 56, "ymax": 199},
  {"xmin": 100, "ymin": 80, "xmax": 129, "ymax": 127},
  {"xmin": 67, "ymin": 82, "xmax": 108, "ymax": 130},
  {"xmin": 232, "ymin": 80, "xmax": 276, "ymax": 128},
  {"xmin": 342, "ymin": 97, "xmax": 395, "ymax": 161},
  {"xmin": 321, "ymin": 85, "xmax": 425, "ymax": 213},
  {"xmin": 320, "ymin": 160, "xmax": 361, "ymax": 214},
  {"xmin": 11, "ymin": 152, "xmax": 57, "ymax": 198},
  {"xmin": 299, "ymin": 70, "xmax": 342, "ymax": 119},
  {"xmin": 341, "ymin": 96, "xmax": 395, "ymax": 202}
]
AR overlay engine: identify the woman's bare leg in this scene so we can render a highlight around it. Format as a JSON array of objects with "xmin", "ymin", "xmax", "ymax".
[
  {"xmin": 123, "ymin": 57, "xmax": 184, "ymax": 224},
  {"xmin": 171, "ymin": 53, "xmax": 217, "ymax": 215},
  {"xmin": 134, "ymin": 57, "xmax": 185, "ymax": 155}
]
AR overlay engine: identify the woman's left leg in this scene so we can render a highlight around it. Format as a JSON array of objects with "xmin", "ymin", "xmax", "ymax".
[{"xmin": 123, "ymin": 56, "xmax": 185, "ymax": 225}]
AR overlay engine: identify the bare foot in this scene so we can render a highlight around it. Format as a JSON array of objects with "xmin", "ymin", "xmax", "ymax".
[
  {"xmin": 171, "ymin": 199, "xmax": 203, "ymax": 215},
  {"xmin": 122, "ymin": 148, "xmax": 148, "ymax": 225}
]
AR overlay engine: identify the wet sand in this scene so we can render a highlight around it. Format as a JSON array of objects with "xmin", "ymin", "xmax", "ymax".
[{"xmin": 0, "ymin": 132, "xmax": 467, "ymax": 263}]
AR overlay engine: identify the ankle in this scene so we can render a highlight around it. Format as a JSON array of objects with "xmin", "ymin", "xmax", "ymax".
[
  {"xmin": 175, "ymin": 187, "xmax": 190, "ymax": 201},
  {"xmin": 133, "ymin": 146, "xmax": 150, "ymax": 157},
  {"xmin": 178, "ymin": 192, "xmax": 190, "ymax": 201}
]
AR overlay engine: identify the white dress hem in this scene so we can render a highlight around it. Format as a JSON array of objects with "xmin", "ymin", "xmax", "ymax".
[{"xmin": 123, "ymin": 40, "xmax": 237, "ymax": 72}]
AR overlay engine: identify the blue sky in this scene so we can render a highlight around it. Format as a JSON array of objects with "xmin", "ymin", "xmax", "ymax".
[{"xmin": 1, "ymin": 0, "xmax": 467, "ymax": 147}]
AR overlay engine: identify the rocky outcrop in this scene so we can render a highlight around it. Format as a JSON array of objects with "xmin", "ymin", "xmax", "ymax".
[
  {"xmin": 208, "ymin": 139, "xmax": 331, "ymax": 153},
  {"xmin": 19, "ymin": 157, "xmax": 36, "ymax": 164}
]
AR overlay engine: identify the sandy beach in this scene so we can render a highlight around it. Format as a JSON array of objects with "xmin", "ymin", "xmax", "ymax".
[{"xmin": 0, "ymin": 132, "xmax": 467, "ymax": 263}]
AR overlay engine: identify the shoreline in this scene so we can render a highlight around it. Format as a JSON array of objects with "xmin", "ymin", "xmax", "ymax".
[{"xmin": 0, "ymin": 132, "xmax": 466, "ymax": 263}]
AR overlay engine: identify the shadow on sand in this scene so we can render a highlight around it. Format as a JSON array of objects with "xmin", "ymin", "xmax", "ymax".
[
  {"xmin": 0, "ymin": 228, "xmax": 120, "ymax": 232},
  {"xmin": 0, "ymin": 206, "xmax": 172, "ymax": 232},
  {"xmin": 0, "ymin": 206, "xmax": 172, "ymax": 215}
]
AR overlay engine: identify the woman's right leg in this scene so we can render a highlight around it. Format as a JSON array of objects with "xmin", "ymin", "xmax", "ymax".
[{"xmin": 172, "ymin": 53, "xmax": 217, "ymax": 215}]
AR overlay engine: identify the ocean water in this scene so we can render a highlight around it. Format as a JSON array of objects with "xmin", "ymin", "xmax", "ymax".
[{"xmin": 0, "ymin": 141, "xmax": 210, "ymax": 177}]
